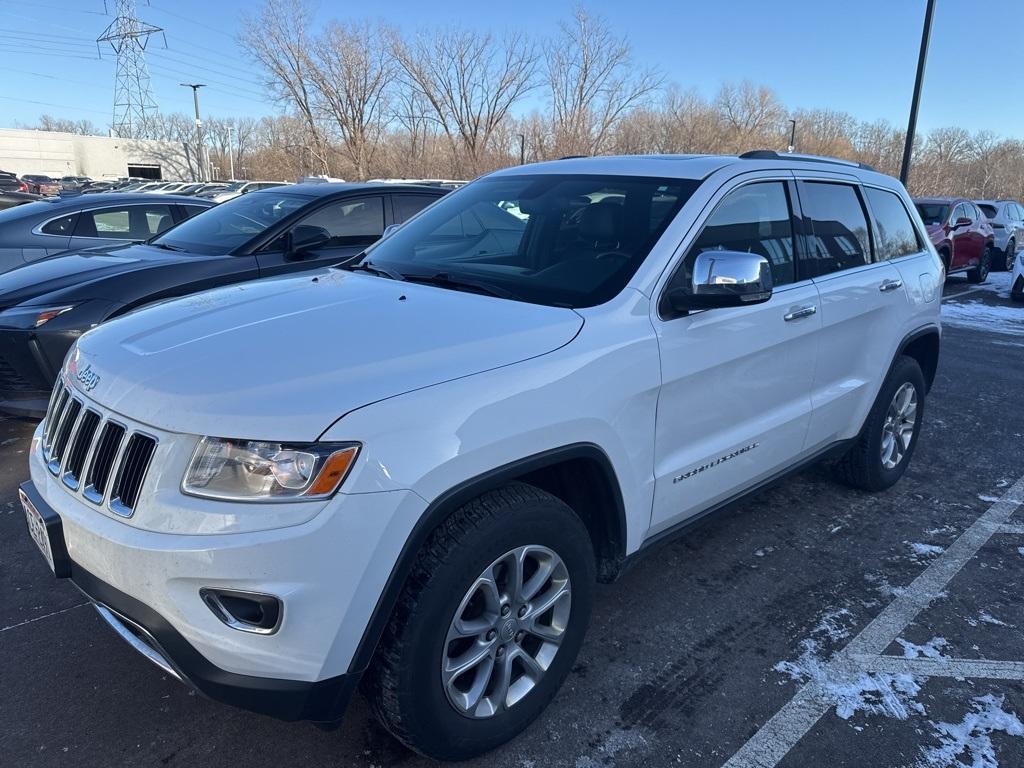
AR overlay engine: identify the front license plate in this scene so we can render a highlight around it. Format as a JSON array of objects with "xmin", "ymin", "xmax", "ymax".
[{"xmin": 21, "ymin": 490, "xmax": 55, "ymax": 573}]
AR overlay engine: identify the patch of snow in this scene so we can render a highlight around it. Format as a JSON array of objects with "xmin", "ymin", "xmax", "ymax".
[
  {"xmin": 978, "ymin": 612, "xmax": 1013, "ymax": 628},
  {"xmin": 941, "ymin": 298, "xmax": 1024, "ymax": 336},
  {"xmin": 897, "ymin": 637, "xmax": 948, "ymax": 659},
  {"xmin": 907, "ymin": 542, "xmax": 945, "ymax": 559},
  {"xmin": 775, "ymin": 640, "xmax": 924, "ymax": 721},
  {"xmin": 918, "ymin": 694, "xmax": 1024, "ymax": 768},
  {"xmin": 1017, "ymin": 547, "xmax": 1024, "ymax": 557},
  {"xmin": 977, "ymin": 494, "xmax": 1001, "ymax": 503},
  {"xmin": 810, "ymin": 608, "xmax": 855, "ymax": 643}
]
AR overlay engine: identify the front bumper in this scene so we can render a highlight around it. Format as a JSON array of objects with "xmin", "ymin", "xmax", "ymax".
[{"xmin": 19, "ymin": 479, "xmax": 364, "ymax": 722}]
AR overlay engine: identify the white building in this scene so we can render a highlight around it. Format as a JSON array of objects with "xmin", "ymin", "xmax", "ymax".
[{"xmin": 0, "ymin": 128, "xmax": 196, "ymax": 180}]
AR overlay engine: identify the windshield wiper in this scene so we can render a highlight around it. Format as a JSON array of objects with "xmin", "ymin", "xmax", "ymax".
[
  {"xmin": 403, "ymin": 272, "xmax": 516, "ymax": 300},
  {"xmin": 340, "ymin": 260, "xmax": 406, "ymax": 281},
  {"xmin": 150, "ymin": 242, "xmax": 185, "ymax": 252}
]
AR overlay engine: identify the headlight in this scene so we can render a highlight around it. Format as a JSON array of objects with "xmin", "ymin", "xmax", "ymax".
[
  {"xmin": 183, "ymin": 437, "xmax": 360, "ymax": 501},
  {"xmin": 0, "ymin": 304, "xmax": 76, "ymax": 328}
]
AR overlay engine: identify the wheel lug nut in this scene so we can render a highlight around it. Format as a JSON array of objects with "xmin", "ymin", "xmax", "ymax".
[
  {"xmin": 486, "ymin": 629, "xmax": 496, "ymax": 641},
  {"xmin": 515, "ymin": 631, "xmax": 524, "ymax": 643},
  {"xmin": 501, "ymin": 605, "xmax": 511, "ymax": 617},
  {"xmin": 518, "ymin": 605, "xmax": 527, "ymax": 618},
  {"xmin": 496, "ymin": 645, "xmax": 505, "ymax": 657}
]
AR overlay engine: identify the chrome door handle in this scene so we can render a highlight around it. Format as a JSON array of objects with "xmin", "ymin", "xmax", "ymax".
[
  {"xmin": 879, "ymin": 278, "xmax": 904, "ymax": 292},
  {"xmin": 784, "ymin": 305, "xmax": 817, "ymax": 321}
]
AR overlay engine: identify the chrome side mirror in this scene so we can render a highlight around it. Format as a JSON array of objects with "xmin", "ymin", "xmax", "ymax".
[{"xmin": 666, "ymin": 250, "xmax": 773, "ymax": 313}]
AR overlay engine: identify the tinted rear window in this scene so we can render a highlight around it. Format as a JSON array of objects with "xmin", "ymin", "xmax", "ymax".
[
  {"xmin": 799, "ymin": 182, "xmax": 872, "ymax": 277},
  {"xmin": 978, "ymin": 203, "xmax": 998, "ymax": 219}
]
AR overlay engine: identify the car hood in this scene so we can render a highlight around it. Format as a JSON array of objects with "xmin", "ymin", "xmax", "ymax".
[
  {"xmin": 0, "ymin": 244, "xmax": 198, "ymax": 309},
  {"xmin": 69, "ymin": 269, "xmax": 584, "ymax": 441}
]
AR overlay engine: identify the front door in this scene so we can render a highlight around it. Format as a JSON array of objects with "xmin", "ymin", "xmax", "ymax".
[
  {"xmin": 650, "ymin": 177, "xmax": 820, "ymax": 533},
  {"xmin": 256, "ymin": 195, "xmax": 387, "ymax": 276}
]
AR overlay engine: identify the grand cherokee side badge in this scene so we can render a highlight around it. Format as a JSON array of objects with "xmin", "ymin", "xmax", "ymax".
[{"xmin": 673, "ymin": 443, "xmax": 760, "ymax": 483}]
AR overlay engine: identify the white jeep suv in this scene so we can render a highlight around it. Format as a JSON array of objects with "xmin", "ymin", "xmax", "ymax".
[{"xmin": 22, "ymin": 152, "xmax": 942, "ymax": 760}]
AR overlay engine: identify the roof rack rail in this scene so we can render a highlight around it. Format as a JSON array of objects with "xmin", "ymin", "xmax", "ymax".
[
  {"xmin": 559, "ymin": 155, "xmax": 588, "ymax": 160},
  {"xmin": 738, "ymin": 150, "xmax": 878, "ymax": 173}
]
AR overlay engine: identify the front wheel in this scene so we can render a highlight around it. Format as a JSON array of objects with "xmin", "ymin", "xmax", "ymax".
[
  {"xmin": 365, "ymin": 483, "xmax": 595, "ymax": 761},
  {"xmin": 834, "ymin": 355, "xmax": 926, "ymax": 492},
  {"xmin": 1001, "ymin": 239, "xmax": 1016, "ymax": 272},
  {"xmin": 967, "ymin": 246, "xmax": 991, "ymax": 283}
]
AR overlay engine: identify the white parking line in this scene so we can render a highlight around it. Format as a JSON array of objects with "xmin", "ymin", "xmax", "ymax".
[
  {"xmin": 723, "ymin": 474, "xmax": 1024, "ymax": 768},
  {"xmin": 997, "ymin": 523, "xmax": 1024, "ymax": 535},
  {"xmin": 942, "ymin": 287, "xmax": 987, "ymax": 302},
  {"xmin": 862, "ymin": 655, "xmax": 1024, "ymax": 681},
  {"xmin": 0, "ymin": 602, "xmax": 87, "ymax": 634}
]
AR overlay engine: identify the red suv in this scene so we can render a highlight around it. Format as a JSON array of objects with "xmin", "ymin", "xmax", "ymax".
[{"xmin": 913, "ymin": 197, "xmax": 994, "ymax": 283}]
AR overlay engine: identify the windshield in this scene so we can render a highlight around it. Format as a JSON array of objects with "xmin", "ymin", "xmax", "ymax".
[
  {"xmin": 151, "ymin": 190, "xmax": 308, "ymax": 254},
  {"xmin": 915, "ymin": 203, "xmax": 950, "ymax": 225},
  {"xmin": 360, "ymin": 174, "xmax": 698, "ymax": 307}
]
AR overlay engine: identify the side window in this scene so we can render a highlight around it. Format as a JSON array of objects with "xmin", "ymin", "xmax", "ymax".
[
  {"xmin": 40, "ymin": 213, "xmax": 78, "ymax": 236},
  {"xmin": 292, "ymin": 196, "xmax": 384, "ymax": 247},
  {"xmin": 864, "ymin": 187, "xmax": 923, "ymax": 260},
  {"xmin": 674, "ymin": 181, "xmax": 796, "ymax": 289},
  {"xmin": 950, "ymin": 203, "xmax": 966, "ymax": 224},
  {"xmin": 74, "ymin": 205, "xmax": 175, "ymax": 239},
  {"xmin": 393, "ymin": 194, "xmax": 438, "ymax": 224},
  {"xmin": 180, "ymin": 205, "xmax": 209, "ymax": 220},
  {"xmin": 798, "ymin": 182, "xmax": 872, "ymax": 277}
]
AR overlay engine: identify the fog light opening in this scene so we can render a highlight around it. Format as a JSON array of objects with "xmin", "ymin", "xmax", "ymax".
[{"xmin": 200, "ymin": 588, "xmax": 282, "ymax": 635}]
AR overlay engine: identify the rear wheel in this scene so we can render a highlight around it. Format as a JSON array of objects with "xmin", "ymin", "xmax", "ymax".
[
  {"xmin": 365, "ymin": 483, "xmax": 595, "ymax": 761},
  {"xmin": 938, "ymin": 248, "xmax": 951, "ymax": 280},
  {"xmin": 834, "ymin": 355, "xmax": 926, "ymax": 492},
  {"xmin": 966, "ymin": 245, "xmax": 991, "ymax": 283},
  {"xmin": 1003, "ymin": 239, "xmax": 1016, "ymax": 272}
]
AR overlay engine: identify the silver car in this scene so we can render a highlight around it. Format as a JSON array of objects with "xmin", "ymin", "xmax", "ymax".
[{"xmin": 975, "ymin": 199, "xmax": 1024, "ymax": 271}]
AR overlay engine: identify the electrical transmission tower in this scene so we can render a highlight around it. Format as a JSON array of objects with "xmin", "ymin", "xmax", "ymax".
[{"xmin": 97, "ymin": 0, "xmax": 165, "ymax": 138}]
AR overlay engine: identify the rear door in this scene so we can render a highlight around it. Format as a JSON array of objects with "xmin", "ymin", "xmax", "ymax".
[
  {"xmin": 255, "ymin": 194, "xmax": 386, "ymax": 276},
  {"xmin": 650, "ymin": 174, "xmax": 821, "ymax": 533},
  {"xmin": 796, "ymin": 176, "xmax": 908, "ymax": 450}
]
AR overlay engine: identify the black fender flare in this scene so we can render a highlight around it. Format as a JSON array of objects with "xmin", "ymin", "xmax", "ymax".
[{"xmin": 345, "ymin": 442, "xmax": 626, "ymax": 677}]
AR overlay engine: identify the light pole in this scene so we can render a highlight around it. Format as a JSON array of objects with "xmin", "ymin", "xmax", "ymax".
[
  {"xmin": 180, "ymin": 83, "xmax": 207, "ymax": 181},
  {"xmin": 517, "ymin": 133, "xmax": 526, "ymax": 165},
  {"xmin": 227, "ymin": 124, "xmax": 236, "ymax": 180},
  {"xmin": 787, "ymin": 119, "xmax": 796, "ymax": 153},
  {"xmin": 900, "ymin": 0, "xmax": 936, "ymax": 185}
]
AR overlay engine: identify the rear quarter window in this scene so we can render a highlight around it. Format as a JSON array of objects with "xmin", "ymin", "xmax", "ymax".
[{"xmin": 865, "ymin": 187, "xmax": 923, "ymax": 260}]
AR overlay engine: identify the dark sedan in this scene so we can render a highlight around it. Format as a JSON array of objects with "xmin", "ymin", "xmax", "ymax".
[
  {"xmin": 0, "ymin": 191, "xmax": 43, "ymax": 211},
  {"xmin": 0, "ymin": 182, "xmax": 447, "ymax": 416},
  {"xmin": 0, "ymin": 193, "xmax": 215, "ymax": 276}
]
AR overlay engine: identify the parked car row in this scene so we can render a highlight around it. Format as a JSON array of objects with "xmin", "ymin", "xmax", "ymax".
[
  {"xmin": 0, "ymin": 181, "xmax": 448, "ymax": 416},
  {"xmin": 912, "ymin": 195, "xmax": 1024, "ymax": 282}
]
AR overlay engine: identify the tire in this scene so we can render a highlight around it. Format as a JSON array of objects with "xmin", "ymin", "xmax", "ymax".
[
  {"xmin": 833, "ymin": 355, "xmax": 926, "ymax": 492},
  {"xmin": 966, "ymin": 245, "xmax": 991, "ymax": 283},
  {"xmin": 999, "ymin": 239, "xmax": 1016, "ymax": 272},
  {"xmin": 938, "ymin": 249, "xmax": 951, "ymax": 280},
  {"xmin": 364, "ymin": 482, "xmax": 596, "ymax": 761}
]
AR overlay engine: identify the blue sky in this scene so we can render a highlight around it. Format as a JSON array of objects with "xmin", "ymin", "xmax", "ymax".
[{"xmin": 1, "ymin": 0, "xmax": 1019, "ymax": 138}]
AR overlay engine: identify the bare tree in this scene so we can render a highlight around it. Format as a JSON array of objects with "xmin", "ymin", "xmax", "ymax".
[
  {"xmin": 239, "ymin": 0, "xmax": 331, "ymax": 174},
  {"xmin": 714, "ymin": 81, "xmax": 785, "ymax": 152},
  {"xmin": 309, "ymin": 21, "xmax": 395, "ymax": 180},
  {"xmin": 392, "ymin": 26, "xmax": 539, "ymax": 174},
  {"xmin": 32, "ymin": 115, "xmax": 101, "ymax": 136},
  {"xmin": 546, "ymin": 6, "xmax": 662, "ymax": 157}
]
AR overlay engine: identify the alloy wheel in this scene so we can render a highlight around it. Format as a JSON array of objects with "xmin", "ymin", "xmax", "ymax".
[
  {"xmin": 441, "ymin": 545, "xmax": 571, "ymax": 719},
  {"xmin": 880, "ymin": 382, "xmax": 917, "ymax": 470},
  {"xmin": 1007, "ymin": 241, "xmax": 1016, "ymax": 272}
]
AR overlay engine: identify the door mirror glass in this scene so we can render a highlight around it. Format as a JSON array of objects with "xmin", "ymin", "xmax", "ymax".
[
  {"xmin": 669, "ymin": 250, "xmax": 773, "ymax": 312},
  {"xmin": 287, "ymin": 224, "xmax": 332, "ymax": 257}
]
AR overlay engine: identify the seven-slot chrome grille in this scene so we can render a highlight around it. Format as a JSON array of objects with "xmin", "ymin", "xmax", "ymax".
[{"xmin": 41, "ymin": 378, "xmax": 157, "ymax": 517}]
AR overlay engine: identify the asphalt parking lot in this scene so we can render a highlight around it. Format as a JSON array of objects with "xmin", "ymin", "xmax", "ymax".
[{"xmin": 2, "ymin": 273, "xmax": 1022, "ymax": 768}]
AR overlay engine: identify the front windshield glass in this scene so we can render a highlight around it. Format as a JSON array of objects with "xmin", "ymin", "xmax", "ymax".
[
  {"xmin": 360, "ymin": 174, "xmax": 699, "ymax": 307},
  {"xmin": 915, "ymin": 203, "xmax": 949, "ymax": 225},
  {"xmin": 151, "ymin": 190, "xmax": 308, "ymax": 254}
]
